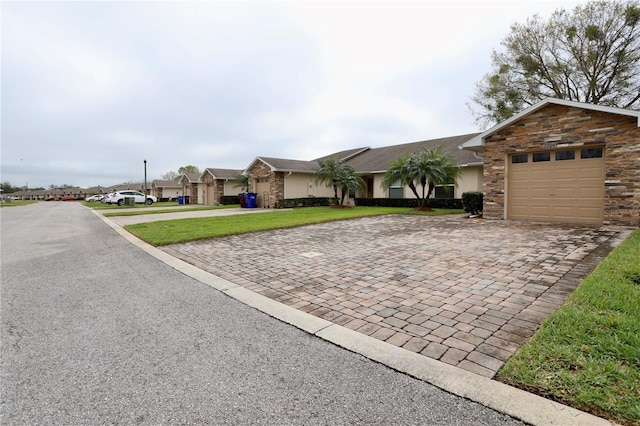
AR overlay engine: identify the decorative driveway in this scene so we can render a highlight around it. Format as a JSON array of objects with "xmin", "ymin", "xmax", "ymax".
[{"xmin": 162, "ymin": 215, "xmax": 628, "ymax": 378}]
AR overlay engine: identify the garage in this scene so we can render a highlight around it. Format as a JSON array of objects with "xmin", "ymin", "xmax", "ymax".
[
  {"xmin": 507, "ymin": 147, "xmax": 605, "ymax": 224},
  {"xmin": 461, "ymin": 98, "xmax": 640, "ymax": 227},
  {"xmin": 255, "ymin": 178, "xmax": 270, "ymax": 208}
]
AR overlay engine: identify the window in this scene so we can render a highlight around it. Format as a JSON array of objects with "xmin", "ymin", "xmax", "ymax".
[
  {"xmin": 581, "ymin": 147, "xmax": 603, "ymax": 159},
  {"xmin": 259, "ymin": 177, "xmax": 269, "ymax": 183},
  {"xmin": 511, "ymin": 154, "xmax": 528, "ymax": 163},
  {"xmin": 532, "ymin": 152, "xmax": 551, "ymax": 162},
  {"xmin": 555, "ymin": 150, "xmax": 575, "ymax": 161},
  {"xmin": 435, "ymin": 185, "xmax": 454, "ymax": 199},
  {"xmin": 388, "ymin": 179, "xmax": 403, "ymax": 199}
]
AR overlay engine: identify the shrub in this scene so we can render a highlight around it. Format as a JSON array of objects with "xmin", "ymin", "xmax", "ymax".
[
  {"xmin": 354, "ymin": 198, "xmax": 463, "ymax": 209},
  {"xmin": 462, "ymin": 191, "xmax": 483, "ymax": 215},
  {"xmin": 276, "ymin": 197, "xmax": 332, "ymax": 208},
  {"xmin": 219, "ymin": 195, "xmax": 242, "ymax": 205}
]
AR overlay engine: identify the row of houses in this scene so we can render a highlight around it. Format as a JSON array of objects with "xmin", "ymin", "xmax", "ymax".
[{"xmin": 12, "ymin": 98, "xmax": 640, "ymax": 226}]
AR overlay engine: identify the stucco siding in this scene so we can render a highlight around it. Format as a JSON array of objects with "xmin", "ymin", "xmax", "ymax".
[
  {"xmin": 224, "ymin": 180, "xmax": 238, "ymax": 196},
  {"xmin": 283, "ymin": 173, "xmax": 335, "ymax": 198},
  {"xmin": 455, "ymin": 166, "xmax": 483, "ymax": 197}
]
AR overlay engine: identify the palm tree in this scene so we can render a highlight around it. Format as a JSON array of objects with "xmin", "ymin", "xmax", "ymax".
[
  {"xmin": 380, "ymin": 154, "xmax": 420, "ymax": 200},
  {"xmin": 315, "ymin": 157, "xmax": 366, "ymax": 206},
  {"xmin": 314, "ymin": 156, "xmax": 344, "ymax": 204},
  {"xmin": 336, "ymin": 165, "xmax": 366, "ymax": 205},
  {"xmin": 233, "ymin": 174, "xmax": 249, "ymax": 193},
  {"xmin": 413, "ymin": 147, "xmax": 460, "ymax": 206},
  {"xmin": 382, "ymin": 146, "xmax": 460, "ymax": 208}
]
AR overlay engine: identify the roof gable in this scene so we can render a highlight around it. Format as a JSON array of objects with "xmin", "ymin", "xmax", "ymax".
[
  {"xmin": 462, "ymin": 98, "xmax": 640, "ymax": 151},
  {"xmin": 179, "ymin": 172, "xmax": 201, "ymax": 183},
  {"xmin": 244, "ymin": 157, "xmax": 320, "ymax": 174},
  {"xmin": 202, "ymin": 168, "xmax": 243, "ymax": 180}
]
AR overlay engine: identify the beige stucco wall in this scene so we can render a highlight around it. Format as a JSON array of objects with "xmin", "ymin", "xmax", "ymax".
[
  {"xmin": 224, "ymin": 180, "xmax": 238, "ymax": 196},
  {"xmin": 454, "ymin": 165, "xmax": 483, "ymax": 197},
  {"xmin": 283, "ymin": 173, "xmax": 335, "ymax": 198}
]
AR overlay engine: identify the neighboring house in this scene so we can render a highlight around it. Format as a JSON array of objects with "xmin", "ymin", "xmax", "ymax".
[
  {"xmin": 244, "ymin": 157, "xmax": 334, "ymax": 208},
  {"xmin": 343, "ymin": 133, "xmax": 482, "ymax": 199},
  {"xmin": 179, "ymin": 172, "xmax": 203, "ymax": 204},
  {"xmin": 200, "ymin": 168, "xmax": 243, "ymax": 206},
  {"xmin": 152, "ymin": 179, "xmax": 182, "ymax": 201},
  {"xmin": 244, "ymin": 133, "xmax": 483, "ymax": 208},
  {"xmin": 461, "ymin": 98, "xmax": 640, "ymax": 226}
]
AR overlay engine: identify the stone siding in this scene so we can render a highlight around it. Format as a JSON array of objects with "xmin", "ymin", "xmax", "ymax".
[
  {"xmin": 483, "ymin": 104, "xmax": 640, "ymax": 226},
  {"xmin": 246, "ymin": 160, "xmax": 284, "ymax": 208}
]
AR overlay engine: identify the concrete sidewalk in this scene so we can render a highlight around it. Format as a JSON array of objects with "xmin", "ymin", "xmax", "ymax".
[{"xmin": 102, "ymin": 206, "xmax": 282, "ymax": 226}]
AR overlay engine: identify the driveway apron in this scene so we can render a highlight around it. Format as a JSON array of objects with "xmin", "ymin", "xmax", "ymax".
[{"xmin": 163, "ymin": 215, "xmax": 628, "ymax": 377}]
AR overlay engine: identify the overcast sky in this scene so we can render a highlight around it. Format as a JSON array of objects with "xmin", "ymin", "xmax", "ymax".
[{"xmin": 1, "ymin": 0, "xmax": 585, "ymax": 189}]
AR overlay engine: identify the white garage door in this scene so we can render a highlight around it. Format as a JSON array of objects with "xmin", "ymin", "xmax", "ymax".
[{"xmin": 507, "ymin": 147, "xmax": 605, "ymax": 224}]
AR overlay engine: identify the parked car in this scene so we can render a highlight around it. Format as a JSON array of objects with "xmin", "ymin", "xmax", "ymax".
[
  {"xmin": 109, "ymin": 190, "xmax": 157, "ymax": 206},
  {"xmin": 85, "ymin": 194, "xmax": 103, "ymax": 202},
  {"xmin": 101, "ymin": 192, "xmax": 116, "ymax": 204}
]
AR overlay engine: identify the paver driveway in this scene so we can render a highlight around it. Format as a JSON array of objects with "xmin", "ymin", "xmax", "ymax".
[{"xmin": 163, "ymin": 215, "xmax": 627, "ymax": 377}]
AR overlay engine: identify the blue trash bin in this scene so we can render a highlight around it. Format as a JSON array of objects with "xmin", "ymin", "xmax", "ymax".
[
  {"xmin": 245, "ymin": 193, "xmax": 257, "ymax": 208},
  {"xmin": 178, "ymin": 196, "xmax": 184, "ymax": 205}
]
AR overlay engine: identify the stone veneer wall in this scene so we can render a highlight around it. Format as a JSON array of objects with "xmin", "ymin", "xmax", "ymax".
[
  {"xmin": 482, "ymin": 104, "xmax": 640, "ymax": 226},
  {"xmin": 246, "ymin": 160, "xmax": 284, "ymax": 208}
]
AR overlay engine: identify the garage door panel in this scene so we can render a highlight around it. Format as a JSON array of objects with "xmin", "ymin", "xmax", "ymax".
[
  {"xmin": 553, "ymin": 167, "xmax": 579, "ymax": 180},
  {"xmin": 576, "ymin": 207, "xmax": 603, "ymax": 221},
  {"xmin": 508, "ymin": 152, "xmax": 604, "ymax": 224},
  {"xmin": 579, "ymin": 187, "xmax": 604, "ymax": 198},
  {"xmin": 579, "ymin": 167, "xmax": 605, "ymax": 179},
  {"xmin": 530, "ymin": 170, "xmax": 552, "ymax": 180}
]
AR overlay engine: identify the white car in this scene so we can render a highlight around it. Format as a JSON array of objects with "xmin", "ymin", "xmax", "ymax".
[
  {"xmin": 109, "ymin": 190, "xmax": 157, "ymax": 206},
  {"xmin": 85, "ymin": 194, "xmax": 104, "ymax": 202}
]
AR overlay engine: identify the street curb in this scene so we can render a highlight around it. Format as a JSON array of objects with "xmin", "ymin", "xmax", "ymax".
[{"xmin": 93, "ymin": 210, "xmax": 614, "ymax": 426}]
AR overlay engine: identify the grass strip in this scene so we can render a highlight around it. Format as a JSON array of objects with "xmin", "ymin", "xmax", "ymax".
[
  {"xmin": 0, "ymin": 200, "xmax": 37, "ymax": 208},
  {"xmin": 124, "ymin": 206, "xmax": 464, "ymax": 246},
  {"xmin": 497, "ymin": 229, "xmax": 640, "ymax": 426},
  {"xmin": 103, "ymin": 205, "xmax": 239, "ymax": 217}
]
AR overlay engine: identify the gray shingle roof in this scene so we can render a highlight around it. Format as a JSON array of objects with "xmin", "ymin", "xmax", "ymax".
[
  {"xmin": 203, "ymin": 168, "xmax": 243, "ymax": 179},
  {"xmin": 257, "ymin": 157, "xmax": 321, "ymax": 173},
  {"xmin": 181, "ymin": 173, "xmax": 201, "ymax": 183},
  {"xmin": 314, "ymin": 147, "xmax": 370, "ymax": 162},
  {"xmin": 152, "ymin": 179, "xmax": 181, "ymax": 188},
  {"xmin": 344, "ymin": 133, "xmax": 482, "ymax": 173}
]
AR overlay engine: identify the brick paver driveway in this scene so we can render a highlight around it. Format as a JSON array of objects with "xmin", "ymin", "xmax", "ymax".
[{"xmin": 163, "ymin": 215, "xmax": 627, "ymax": 377}]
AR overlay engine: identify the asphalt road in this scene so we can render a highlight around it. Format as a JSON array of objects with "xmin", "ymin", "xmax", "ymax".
[{"xmin": 0, "ymin": 202, "xmax": 523, "ymax": 425}]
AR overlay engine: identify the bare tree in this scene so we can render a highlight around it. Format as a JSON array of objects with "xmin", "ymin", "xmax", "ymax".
[{"xmin": 470, "ymin": 0, "xmax": 640, "ymax": 127}]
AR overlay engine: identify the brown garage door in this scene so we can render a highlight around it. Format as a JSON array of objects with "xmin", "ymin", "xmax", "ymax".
[
  {"xmin": 256, "ymin": 178, "xmax": 270, "ymax": 208},
  {"xmin": 507, "ymin": 147, "xmax": 605, "ymax": 224}
]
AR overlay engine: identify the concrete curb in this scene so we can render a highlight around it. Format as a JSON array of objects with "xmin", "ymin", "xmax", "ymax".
[{"xmin": 93, "ymin": 209, "xmax": 614, "ymax": 426}]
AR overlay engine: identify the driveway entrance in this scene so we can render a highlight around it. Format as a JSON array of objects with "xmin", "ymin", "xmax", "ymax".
[{"xmin": 163, "ymin": 215, "xmax": 628, "ymax": 377}]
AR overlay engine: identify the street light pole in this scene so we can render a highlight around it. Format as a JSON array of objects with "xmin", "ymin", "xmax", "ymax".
[{"xmin": 144, "ymin": 158, "xmax": 147, "ymax": 202}]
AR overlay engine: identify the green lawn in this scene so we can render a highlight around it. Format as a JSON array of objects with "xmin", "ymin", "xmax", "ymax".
[
  {"xmin": 0, "ymin": 200, "xmax": 37, "ymax": 208},
  {"xmin": 497, "ymin": 229, "xmax": 640, "ymax": 426},
  {"xmin": 124, "ymin": 206, "xmax": 464, "ymax": 246}
]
